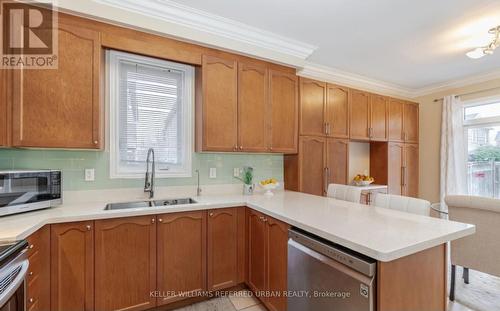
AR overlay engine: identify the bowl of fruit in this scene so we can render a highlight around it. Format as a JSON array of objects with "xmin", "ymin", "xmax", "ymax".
[
  {"xmin": 353, "ymin": 174, "xmax": 375, "ymax": 186},
  {"xmin": 259, "ymin": 178, "xmax": 279, "ymax": 196}
]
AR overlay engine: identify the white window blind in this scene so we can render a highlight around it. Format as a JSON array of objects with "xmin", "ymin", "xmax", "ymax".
[{"xmin": 109, "ymin": 50, "xmax": 194, "ymax": 178}]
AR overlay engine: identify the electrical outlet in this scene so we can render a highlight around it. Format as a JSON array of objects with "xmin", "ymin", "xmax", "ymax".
[
  {"xmin": 233, "ymin": 167, "xmax": 240, "ymax": 177},
  {"xmin": 84, "ymin": 168, "xmax": 95, "ymax": 181},
  {"xmin": 209, "ymin": 167, "xmax": 217, "ymax": 179}
]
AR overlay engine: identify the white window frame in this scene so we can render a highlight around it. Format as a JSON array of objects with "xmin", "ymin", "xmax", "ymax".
[
  {"xmin": 108, "ymin": 50, "xmax": 194, "ymax": 179},
  {"xmin": 462, "ymin": 95, "xmax": 500, "ymax": 196}
]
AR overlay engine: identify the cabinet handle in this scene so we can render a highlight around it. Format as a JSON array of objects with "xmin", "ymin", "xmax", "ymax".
[
  {"xmin": 239, "ymin": 146, "xmax": 243, "ymax": 150},
  {"xmin": 259, "ymin": 216, "xmax": 264, "ymax": 221},
  {"xmin": 158, "ymin": 218, "xmax": 163, "ymax": 223},
  {"xmin": 151, "ymin": 218, "xmax": 155, "ymax": 224},
  {"xmin": 263, "ymin": 218, "xmax": 268, "ymax": 222},
  {"xmin": 401, "ymin": 166, "xmax": 406, "ymax": 186},
  {"xmin": 327, "ymin": 123, "xmax": 331, "ymax": 135},
  {"xmin": 29, "ymin": 271, "xmax": 33, "ymax": 276},
  {"xmin": 233, "ymin": 146, "xmax": 237, "ymax": 151},
  {"xmin": 94, "ymin": 140, "xmax": 98, "ymax": 145},
  {"xmin": 369, "ymin": 128, "xmax": 373, "ymax": 138},
  {"xmin": 86, "ymin": 225, "xmax": 91, "ymax": 231},
  {"xmin": 28, "ymin": 244, "xmax": 34, "ymax": 249},
  {"xmin": 323, "ymin": 167, "xmax": 329, "ymax": 195},
  {"xmin": 324, "ymin": 123, "xmax": 328, "ymax": 135},
  {"xmin": 29, "ymin": 298, "xmax": 34, "ymax": 303},
  {"xmin": 209, "ymin": 212, "xmax": 214, "ymax": 217}
]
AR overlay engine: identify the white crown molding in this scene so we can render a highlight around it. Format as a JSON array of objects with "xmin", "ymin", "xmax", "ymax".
[
  {"xmin": 93, "ymin": 0, "xmax": 317, "ymax": 60},
  {"xmin": 411, "ymin": 69, "xmax": 500, "ymax": 98},
  {"xmin": 298, "ymin": 63, "xmax": 416, "ymax": 99}
]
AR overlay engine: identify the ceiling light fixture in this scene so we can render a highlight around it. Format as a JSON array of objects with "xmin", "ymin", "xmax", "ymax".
[
  {"xmin": 466, "ymin": 25, "xmax": 500, "ymax": 59},
  {"xmin": 466, "ymin": 26, "xmax": 500, "ymax": 59}
]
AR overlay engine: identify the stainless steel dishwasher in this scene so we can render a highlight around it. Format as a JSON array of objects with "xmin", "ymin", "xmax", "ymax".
[{"xmin": 288, "ymin": 228, "xmax": 376, "ymax": 311}]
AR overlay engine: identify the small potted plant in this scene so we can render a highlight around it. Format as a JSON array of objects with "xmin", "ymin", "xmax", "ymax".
[{"xmin": 235, "ymin": 166, "xmax": 254, "ymax": 195}]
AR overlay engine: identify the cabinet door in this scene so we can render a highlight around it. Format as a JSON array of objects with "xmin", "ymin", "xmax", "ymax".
[
  {"xmin": 200, "ymin": 55, "xmax": 238, "ymax": 151},
  {"xmin": 404, "ymin": 102, "xmax": 419, "ymax": 143},
  {"xmin": 299, "ymin": 136, "xmax": 327, "ymax": 196},
  {"xmin": 370, "ymin": 94, "xmax": 388, "ymax": 141},
  {"xmin": 404, "ymin": 144, "xmax": 419, "ymax": 197},
  {"xmin": 238, "ymin": 63, "xmax": 268, "ymax": 152},
  {"xmin": 207, "ymin": 208, "xmax": 239, "ymax": 290},
  {"xmin": 95, "ymin": 216, "xmax": 156, "ymax": 311},
  {"xmin": 266, "ymin": 217, "xmax": 290, "ymax": 311},
  {"xmin": 51, "ymin": 222, "xmax": 94, "ymax": 311},
  {"xmin": 26, "ymin": 226, "xmax": 50, "ymax": 311},
  {"xmin": 326, "ymin": 138, "xmax": 349, "ymax": 185},
  {"xmin": 300, "ymin": 78, "xmax": 326, "ymax": 137},
  {"xmin": 247, "ymin": 209, "xmax": 267, "ymax": 294},
  {"xmin": 157, "ymin": 211, "xmax": 206, "ymax": 306},
  {"xmin": 0, "ymin": 70, "xmax": 10, "ymax": 147},
  {"xmin": 388, "ymin": 99, "xmax": 404, "ymax": 142},
  {"xmin": 326, "ymin": 84, "xmax": 349, "ymax": 138},
  {"xmin": 349, "ymin": 89, "xmax": 370, "ymax": 140},
  {"xmin": 269, "ymin": 70, "xmax": 298, "ymax": 153},
  {"xmin": 388, "ymin": 143, "xmax": 404, "ymax": 195},
  {"xmin": 12, "ymin": 22, "xmax": 101, "ymax": 148}
]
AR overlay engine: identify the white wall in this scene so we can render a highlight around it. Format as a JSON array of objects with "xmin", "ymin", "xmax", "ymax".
[{"xmin": 348, "ymin": 142, "xmax": 370, "ymax": 182}]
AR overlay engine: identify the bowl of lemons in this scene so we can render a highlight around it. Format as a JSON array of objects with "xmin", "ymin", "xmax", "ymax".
[
  {"xmin": 353, "ymin": 174, "xmax": 375, "ymax": 186},
  {"xmin": 259, "ymin": 178, "xmax": 279, "ymax": 196}
]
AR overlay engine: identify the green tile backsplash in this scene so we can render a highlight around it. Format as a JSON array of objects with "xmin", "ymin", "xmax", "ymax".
[{"xmin": 0, "ymin": 149, "xmax": 283, "ymax": 191}]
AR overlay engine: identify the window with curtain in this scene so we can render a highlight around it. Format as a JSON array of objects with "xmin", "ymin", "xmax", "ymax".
[
  {"xmin": 464, "ymin": 99, "xmax": 500, "ymax": 198},
  {"xmin": 108, "ymin": 50, "xmax": 194, "ymax": 178}
]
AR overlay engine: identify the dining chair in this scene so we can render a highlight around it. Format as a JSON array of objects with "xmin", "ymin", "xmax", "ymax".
[
  {"xmin": 326, "ymin": 184, "xmax": 363, "ymax": 203},
  {"xmin": 371, "ymin": 193, "xmax": 431, "ymax": 216},
  {"xmin": 445, "ymin": 195, "xmax": 500, "ymax": 301}
]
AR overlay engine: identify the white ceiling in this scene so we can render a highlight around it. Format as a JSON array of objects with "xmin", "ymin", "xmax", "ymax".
[{"xmin": 174, "ymin": 0, "xmax": 500, "ymax": 90}]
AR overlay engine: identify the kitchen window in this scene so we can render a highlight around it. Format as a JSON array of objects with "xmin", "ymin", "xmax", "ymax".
[
  {"xmin": 108, "ymin": 50, "xmax": 194, "ymax": 178},
  {"xmin": 463, "ymin": 99, "xmax": 500, "ymax": 198}
]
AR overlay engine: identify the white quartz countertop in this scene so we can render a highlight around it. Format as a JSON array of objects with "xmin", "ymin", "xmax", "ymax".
[{"xmin": 0, "ymin": 191, "xmax": 475, "ymax": 262}]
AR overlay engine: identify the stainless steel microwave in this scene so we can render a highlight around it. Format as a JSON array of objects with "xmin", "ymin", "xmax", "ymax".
[{"xmin": 0, "ymin": 170, "xmax": 62, "ymax": 217}]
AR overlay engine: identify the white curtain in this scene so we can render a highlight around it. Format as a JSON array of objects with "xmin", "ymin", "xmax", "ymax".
[{"xmin": 440, "ymin": 95, "xmax": 467, "ymax": 206}]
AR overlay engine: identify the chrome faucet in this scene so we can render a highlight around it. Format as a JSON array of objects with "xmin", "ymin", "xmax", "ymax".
[{"xmin": 144, "ymin": 148, "xmax": 155, "ymax": 199}]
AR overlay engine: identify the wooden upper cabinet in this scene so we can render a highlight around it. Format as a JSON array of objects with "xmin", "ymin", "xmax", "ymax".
[
  {"xmin": 198, "ymin": 54, "xmax": 238, "ymax": 151},
  {"xmin": 12, "ymin": 22, "xmax": 102, "ymax": 149},
  {"xmin": 404, "ymin": 102, "xmax": 419, "ymax": 143},
  {"xmin": 370, "ymin": 94, "xmax": 388, "ymax": 141},
  {"xmin": 388, "ymin": 99, "xmax": 405, "ymax": 142},
  {"xmin": 326, "ymin": 84, "xmax": 349, "ymax": 138},
  {"xmin": 207, "ymin": 208, "xmax": 239, "ymax": 290},
  {"xmin": 269, "ymin": 70, "xmax": 298, "ymax": 153},
  {"xmin": 299, "ymin": 136, "xmax": 326, "ymax": 196},
  {"xmin": 388, "ymin": 143, "xmax": 404, "ymax": 195},
  {"xmin": 94, "ymin": 216, "xmax": 156, "ymax": 311},
  {"xmin": 0, "ymin": 70, "xmax": 10, "ymax": 147},
  {"xmin": 300, "ymin": 78, "xmax": 326, "ymax": 137},
  {"xmin": 157, "ymin": 211, "xmax": 206, "ymax": 306},
  {"xmin": 349, "ymin": 89, "xmax": 370, "ymax": 140},
  {"xmin": 51, "ymin": 222, "xmax": 94, "ymax": 311},
  {"xmin": 404, "ymin": 144, "xmax": 419, "ymax": 197},
  {"xmin": 266, "ymin": 218, "xmax": 290, "ymax": 311},
  {"xmin": 238, "ymin": 62, "xmax": 268, "ymax": 152},
  {"xmin": 326, "ymin": 138, "xmax": 349, "ymax": 185},
  {"xmin": 247, "ymin": 209, "xmax": 267, "ymax": 294}
]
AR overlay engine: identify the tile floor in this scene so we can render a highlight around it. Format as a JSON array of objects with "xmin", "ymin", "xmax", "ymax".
[
  {"xmin": 173, "ymin": 290, "xmax": 266, "ymax": 311},
  {"xmin": 172, "ymin": 290, "xmax": 475, "ymax": 311}
]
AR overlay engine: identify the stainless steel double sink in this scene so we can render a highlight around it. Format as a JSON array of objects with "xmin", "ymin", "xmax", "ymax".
[{"xmin": 104, "ymin": 198, "xmax": 197, "ymax": 210}]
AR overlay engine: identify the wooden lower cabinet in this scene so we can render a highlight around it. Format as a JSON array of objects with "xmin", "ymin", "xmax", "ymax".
[
  {"xmin": 207, "ymin": 207, "xmax": 239, "ymax": 290},
  {"xmin": 247, "ymin": 209, "xmax": 290, "ymax": 311},
  {"xmin": 94, "ymin": 216, "xmax": 156, "ymax": 311},
  {"xmin": 157, "ymin": 211, "xmax": 206, "ymax": 306},
  {"xmin": 50, "ymin": 222, "xmax": 94, "ymax": 311},
  {"xmin": 266, "ymin": 217, "xmax": 290, "ymax": 311},
  {"xmin": 247, "ymin": 209, "xmax": 267, "ymax": 294},
  {"xmin": 26, "ymin": 226, "xmax": 50, "ymax": 311}
]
